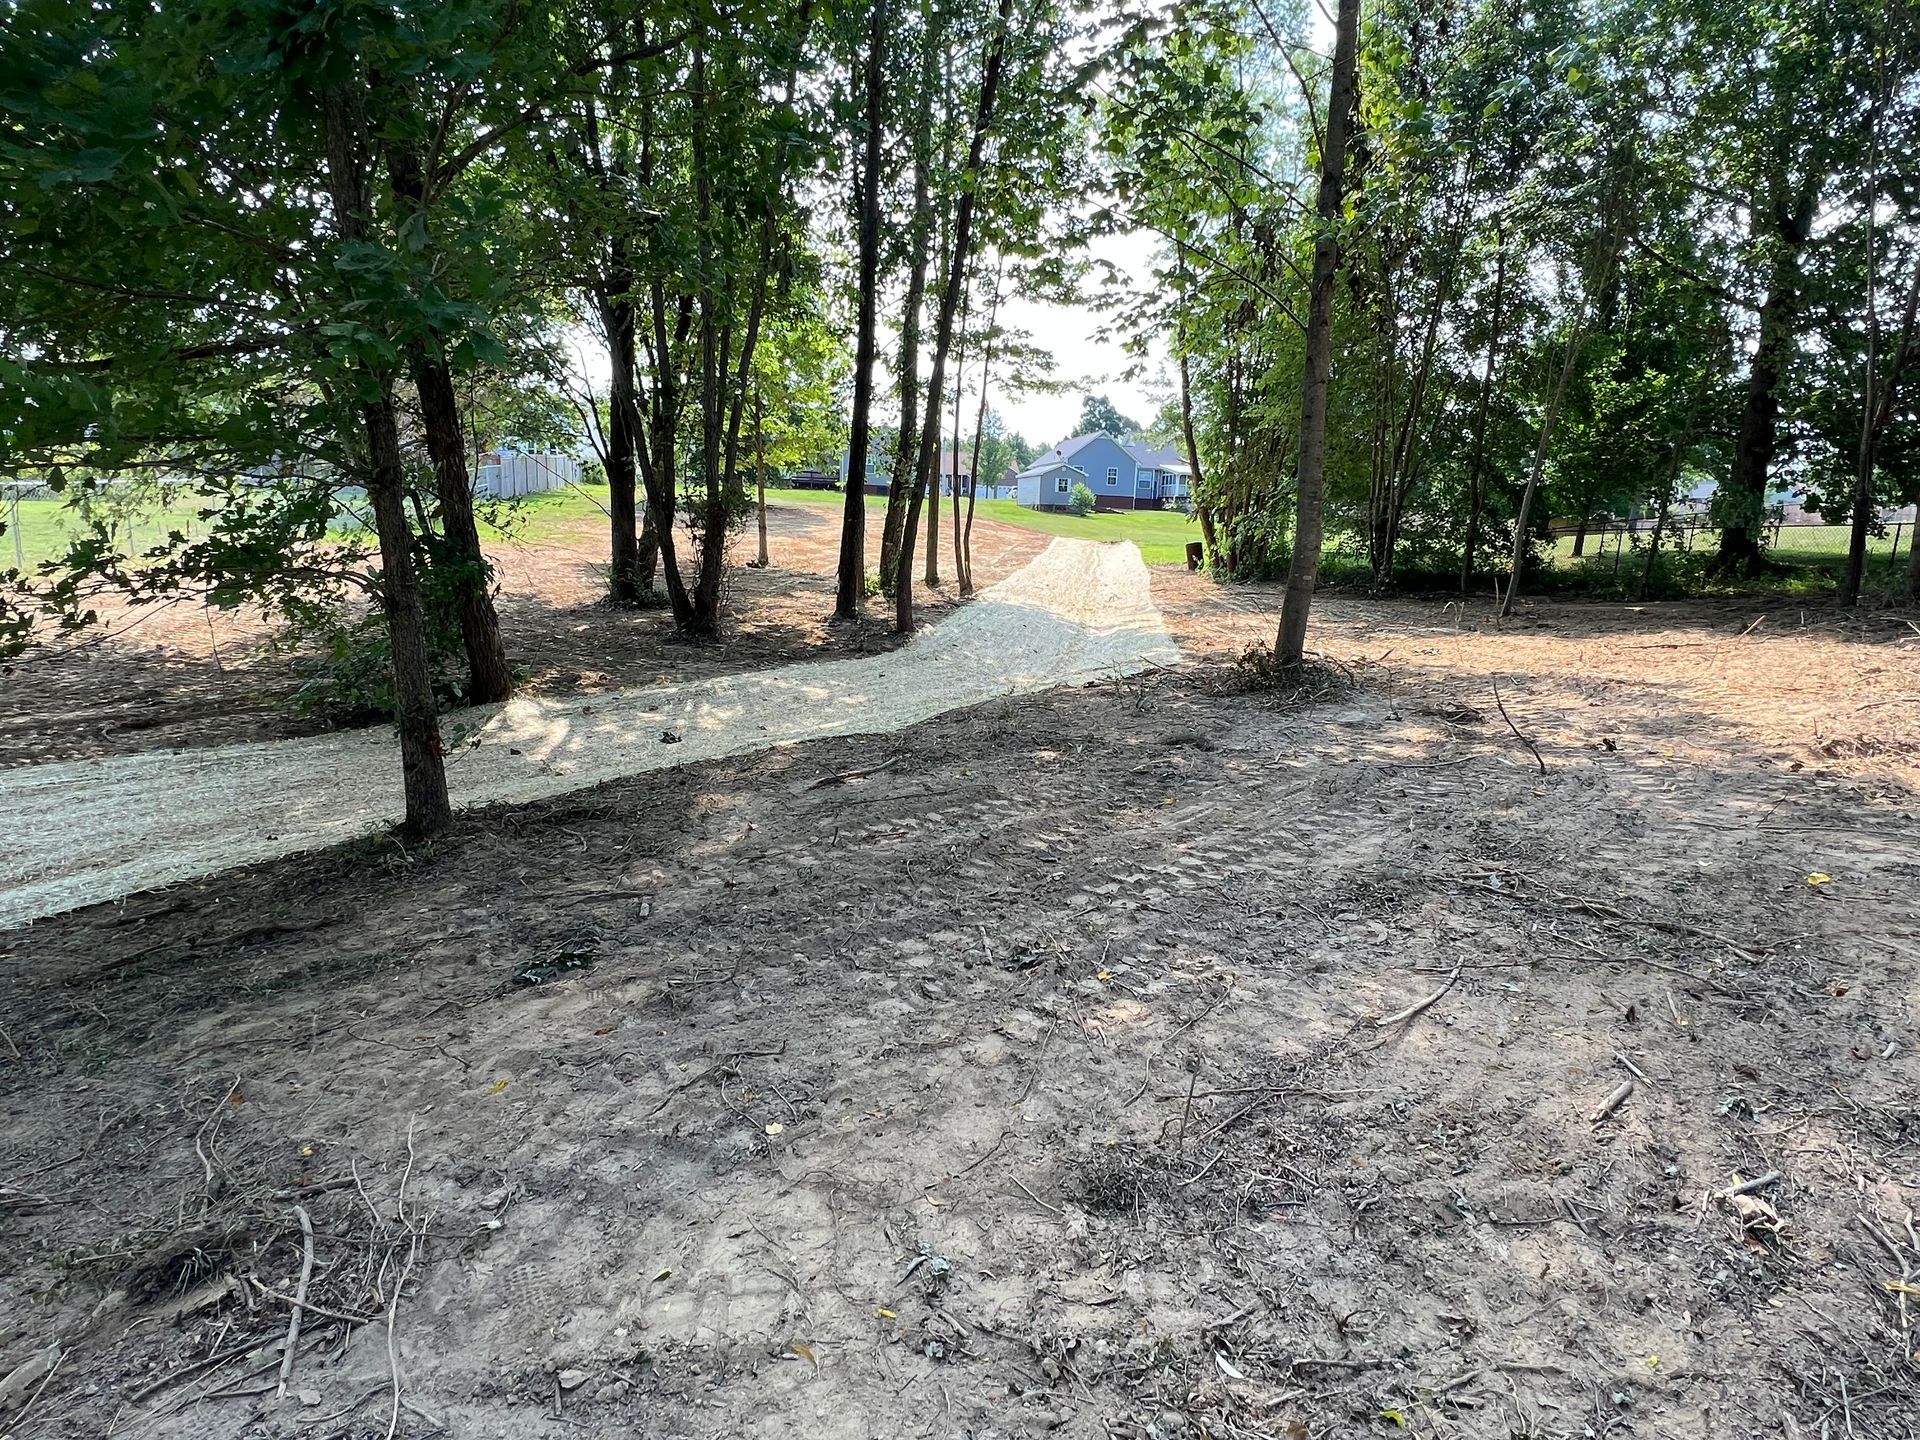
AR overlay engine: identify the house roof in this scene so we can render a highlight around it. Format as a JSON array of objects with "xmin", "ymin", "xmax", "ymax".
[
  {"xmin": 1014, "ymin": 458, "xmax": 1086, "ymax": 481},
  {"xmin": 1031, "ymin": 433, "xmax": 1188, "ymax": 472}
]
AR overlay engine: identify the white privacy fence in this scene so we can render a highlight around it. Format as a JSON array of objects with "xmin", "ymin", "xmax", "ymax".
[{"xmin": 476, "ymin": 451, "xmax": 581, "ymax": 498}]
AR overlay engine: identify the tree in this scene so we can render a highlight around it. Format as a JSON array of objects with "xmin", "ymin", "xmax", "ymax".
[
  {"xmin": 1076, "ymin": 393, "xmax": 1142, "ymax": 440},
  {"xmin": 836, "ymin": 0, "xmax": 889, "ymax": 619},
  {"xmin": 1273, "ymin": 0, "xmax": 1360, "ymax": 666}
]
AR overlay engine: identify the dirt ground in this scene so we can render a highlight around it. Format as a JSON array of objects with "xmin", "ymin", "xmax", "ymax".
[
  {"xmin": 0, "ymin": 500, "xmax": 1048, "ymax": 768},
  {"xmin": 2, "ymin": 548, "xmax": 1918, "ymax": 1440}
]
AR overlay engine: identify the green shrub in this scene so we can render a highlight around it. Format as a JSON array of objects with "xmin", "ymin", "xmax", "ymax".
[{"xmin": 1068, "ymin": 481, "xmax": 1097, "ymax": 516}]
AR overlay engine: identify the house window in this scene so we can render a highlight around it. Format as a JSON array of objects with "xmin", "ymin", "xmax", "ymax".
[
  {"xmin": 1105, "ymin": 466, "xmax": 1118, "ymax": 485},
  {"xmin": 1056, "ymin": 475, "xmax": 1069, "ymax": 494}
]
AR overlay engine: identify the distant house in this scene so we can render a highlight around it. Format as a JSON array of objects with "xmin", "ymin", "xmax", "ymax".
[
  {"xmin": 843, "ymin": 440, "xmax": 1016, "ymax": 500},
  {"xmin": 1013, "ymin": 434, "xmax": 1192, "ymax": 511}
]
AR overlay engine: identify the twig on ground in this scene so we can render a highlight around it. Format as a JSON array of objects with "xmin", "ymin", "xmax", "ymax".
[
  {"xmin": 194, "ymin": 1075, "xmax": 242, "ymax": 1203},
  {"xmin": 1177, "ymin": 1071, "xmax": 1198, "ymax": 1154},
  {"xmin": 274, "ymin": 1205, "xmax": 315, "ymax": 1399},
  {"xmin": 247, "ymin": 1276, "xmax": 377, "ymax": 1327},
  {"xmin": 383, "ymin": 1229, "xmax": 421, "ymax": 1440},
  {"xmin": 1166, "ymin": 976, "xmax": 1237, "ymax": 1040},
  {"xmin": 1615, "ymin": 1052, "xmax": 1655, "ymax": 1087},
  {"xmin": 1009, "ymin": 1175, "xmax": 1063, "ymax": 1217},
  {"xmin": 384, "ymin": 1115, "xmax": 424, "ymax": 1440},
  {"xmin": 1375, "ymin": 967, "xmax": 1460, "ymax": 1028},
  {"xmin": 1724, "ymin": 1172, "xmax": 1783, "ymax": 1198},
  {"xmin": 1490, "ymin": 677, "xmax": 1546, "ymax": 775},
  {"xmin": 1590, "ymin": 1080, "xmax": 1635, "ymax": 1125}
]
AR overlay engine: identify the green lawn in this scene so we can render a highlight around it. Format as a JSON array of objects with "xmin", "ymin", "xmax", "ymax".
[
  {"xmin": 757, "ymin": 488, "xmax": 1205, "ymax": 567},
  {"xmin": 2, "ymin": 493, "xmax": 211, "ymax": 571},
  {"xmin": 960, "ymin": 498, "xmax": 1202, "ymax": 566},
  {"xmin": 4, "ymin": 480, "xmax": 1205, "ymax": 575}
]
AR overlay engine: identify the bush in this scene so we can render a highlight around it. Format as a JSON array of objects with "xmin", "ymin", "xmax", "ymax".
[
  {"xmin": 1068, "ymin": 481, "xmax": 1097, "ymax": 516},
  {"xmin": 282, "ymin": 545, "xmax": 476, "ymax": 723}
]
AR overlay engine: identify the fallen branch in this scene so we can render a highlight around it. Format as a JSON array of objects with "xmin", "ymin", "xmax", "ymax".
[
  {"xmin": 1009, "ymin": 1175, "xmax": 1063, "ymax": 1217},
  {"xmin": 1590, "ymin": 1079, "xmax": 1635, "ymax": 1124},
  {"xmin": 1490, "ymin": 676, "xmax": 1546, "ymax": 775},
  {"xmin": 194, "ymin": 1076, "xmax": 242, "ymax": 1204},
  {"xmin": 1724, "ymin": 1171, "xmax": 1783, "ymax": 1198},
  {"xmin": 274, "ymin": 1205, "xmax": 315, "ymax": 1400},
  {"xmin": 1375, "ymin": 968, "xmax": 1460, "ymax": 1028},
  {"xmin": 247, "ymin": 1276, "xmax": 377, "ymax": 1327}
]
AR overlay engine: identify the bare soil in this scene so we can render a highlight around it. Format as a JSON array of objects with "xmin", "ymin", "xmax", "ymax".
[
  {"xmin": 2, "ymin": 566, "xmax": 1918, "ymax": 1440},
  {"xmin": 0, "ymin": 501, "xmax": 1048, "ymax": 768}
]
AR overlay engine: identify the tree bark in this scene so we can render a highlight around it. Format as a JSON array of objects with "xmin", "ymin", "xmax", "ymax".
[
  {"xmin": 1843, "ymin": 246, "xmax": 1920, "ymax": 604},
  {"xmin": 1273, "ymin": 0, "xmax": 1359, "ymax": 666},
  {"xmin": 754, "ymin": 384, "xmax": 770, "ymax": 567},
  {"xmin": 877, "ymin": 12, "xmax": 939, "ymax": 594},
  {"xmin": 600, "ymin": 281, "xmax": 648, "ymax": 604},
  {"xmin": 382, "ymin": 133, "xmax": 512, "ymax": 703},
  {"xmin": 1717, "ymin": 179, "xmax": 1817, "ymax": 576},
  {"xmin": 836, "ymin": 0, "xmax": 888, "ymax": 619},
  {"xmin": 321, "ymin": 81, "xmax": 451, "ymax": 835},
  {"xmin": 410, "ymin": 353, "xmax": 513, "ymax": 702},
  {"xmin": 1173, "ymin": 268, "xmax": 1217, "ymax": 566},
  {"xmin": 1498, "ymin": 298, "xmax": 1596, "ymax": 617},
  {"xmin": 959, "ymin": 259, "xmax": 1004, "ymax": 595},
  {"xmin": 894, "ymin": 0, "xmax": 1013, "ymax": 633},
  {"xmin": 1459, "ymin": 236, "xmax": 1509, "ymax": 592}
]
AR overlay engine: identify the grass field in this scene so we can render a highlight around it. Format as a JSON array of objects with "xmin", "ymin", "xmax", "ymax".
[
  {"xmin": 2, "ymin": 494, "xmax": 211, "ymax": 571},
  {"xmin": 490, "ymin": 483, "xmax": 1208, "ymax": 567},
  {"xmin": 1545, "ymin": 521, "xmax": 1910, "ymax": 565}
]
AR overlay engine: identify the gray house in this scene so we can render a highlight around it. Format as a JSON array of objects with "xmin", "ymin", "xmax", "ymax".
[{"xmin": 1013, "ymin": 434, "xmax": 1192, "ymax": 511}]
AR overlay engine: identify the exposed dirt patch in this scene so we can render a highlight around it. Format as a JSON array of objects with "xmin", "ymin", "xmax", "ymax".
[
  {"xmin": 1153, "ymin": 570, "xmax": 1920, "ymax": 794},
  {"xmin": 0, "ymin": 501, "xmax": 1048, "ymax": 768},
  {"xmin": 2, "ymin": 584, "xmax": 1916, "ymax": 1439}
]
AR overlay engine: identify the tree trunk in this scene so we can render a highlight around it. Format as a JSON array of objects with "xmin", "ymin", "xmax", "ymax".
[
  {"xmin": 601, "ymin": 284, "xmax": 648, "ymax": 604},
  {"xmin": 1717, "ymin": 181, "xmax": 1816, "ymax": 576},
  {"xmin": 638, "ymin": 287, "xmax": 696, "ymax": 626},
  {"xmin": 959, "ymin": 260, "xmax": 1003, "ymax": 595},
  {"xmin": 1498, "ymin": 301, "xmax": 1597, "ymax": 617},
  {"xmin": 894, "ymin": 0, "xmax": 1013, "ymax": 633},
  {"xmin": 932, "ymin": 283, "xmax": 969, "ymax": 588},
  {"xmin": 836, "ymin": 0, "xmax": 888, "ymax": 619},
  {"xmin": 1844, "ymin": 249, "xmax": 1920, "ymax": 604},
  {"xmin": 381, "ymin": 132, "xmax": 512, "ymax": 704},
  {"xmin": 411, "ymin": 353, "xmax": 513, "ymax": 702},
  {"xmin": 1273, "ymin": 0, "xmax": 1359, "ymax": 666},
  {"xmin": 1907, "ymin": 509, "xmax": 1920, "ymax": 605},
  {"xmin": 1459, "ymin": 237, "xmax": 1509, "ymax": 592},
  {"xmin": 321, "ymin": 81, "xmax": 450, "ymax": 835},
  {"xmin": 1174, "ymin": 278, "xmax": 1217, "ymax": 566},
  {"xmin": 877, "ymin": 14, "xmax": 939, "ymax": 594},
  {"xmin": 754, "ymin": 385, "xmax": 770, "ymax": 568},
  {"xmin": 359, "ymin": 390, "xmax": 453, "ymax": 835},
  {"xmin": 1571, "ymin": 508, "xmax": 1590, "ymax": 557}
]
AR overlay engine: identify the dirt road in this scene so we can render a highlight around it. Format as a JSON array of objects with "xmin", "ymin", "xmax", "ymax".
[{"xmin": 0, "ymin": 539, "xmax": 1175, "ymax": 928}]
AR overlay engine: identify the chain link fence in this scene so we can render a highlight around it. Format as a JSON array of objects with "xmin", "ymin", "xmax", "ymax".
[{"xmin": 1545, "ymin": 511, "xmax": 1915, "ymax": 578}]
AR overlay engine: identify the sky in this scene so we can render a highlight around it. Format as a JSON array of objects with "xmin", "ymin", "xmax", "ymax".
[
  {"xmin": 981, "ymin": 1, "xmax": 1339, "ymax": 452},
  {"xmin": 988, "ymin": 228, "xmax": 1171, "ymax": 449}
]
